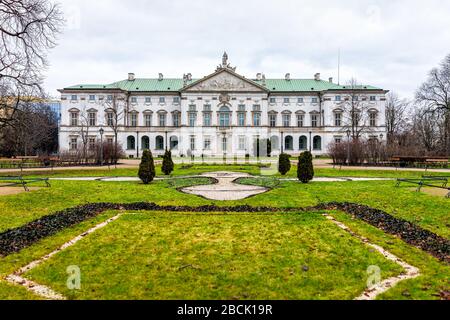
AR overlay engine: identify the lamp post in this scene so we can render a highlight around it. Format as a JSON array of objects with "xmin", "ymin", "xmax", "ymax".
[
  {"xmin": 99, "ymin": 128, "xmax": 104, "ymax": 166},
  {"xmin": 346, "ymin": 129, "xmax": 351, "ymax": 166},
  {"xmin": 281, "ymin": 131, "xmax": 284, "ymax": 154},
  {"xmin": 136, "ymin": 131, "xmax": 139, "ymax": 159}
]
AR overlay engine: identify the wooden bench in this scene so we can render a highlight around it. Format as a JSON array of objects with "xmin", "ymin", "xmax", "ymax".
[{"xmin": 396, "ymin": 177, "xmax": 449, "ymax": 198}]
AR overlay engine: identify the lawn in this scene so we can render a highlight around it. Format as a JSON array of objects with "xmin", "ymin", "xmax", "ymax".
[
  {"xmin": 25, "ymin": 211, "xmax": 402, "ymax": 300},
  {"xmin": 0, "ymin": 164, "xmax": 448, "ymax": 300}
]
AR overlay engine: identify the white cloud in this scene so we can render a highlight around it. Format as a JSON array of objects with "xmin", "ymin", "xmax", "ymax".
[{"xmin": 44, "ymin": 0, "xmax": 450, "ymax": 99}]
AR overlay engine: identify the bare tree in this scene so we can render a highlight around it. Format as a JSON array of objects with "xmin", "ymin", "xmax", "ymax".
[
  {"xmin": 339, "ymin": 78, "xmax": 376, "ymax": 140},
  {"xmin": 76, "ymin": 107, "xmax": 91, "ymax": 164},
  {"xmin": 0, "ymin": 0, "xmax": 63, "ymax": 127},
  {"xmin": 385, "ymin": 92, "xmax": 409, "ymax": 145},
  {"xmin": 101, "ymin": 92, "xmax": 126, "ymax": 165},
  {"xmin": 416, "ymin": 54, "xmax": 450, "ymax": 155}
]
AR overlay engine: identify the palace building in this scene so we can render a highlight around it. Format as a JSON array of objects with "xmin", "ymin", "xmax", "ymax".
[{"xmin": 58, "ymin": 53, "xmax": 388, "ymax": 158}]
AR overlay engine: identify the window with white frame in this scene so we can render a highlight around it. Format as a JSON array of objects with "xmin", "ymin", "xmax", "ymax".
[
  {"xmin": 238, "ymin": 112, "xmax": 246, "ymax": 126},
  {"xmin": 282, "ymin": 114, "xmax": 291, "ymax": 127},
  {"xmin": 159, "ymin": 97, "xmax": 166, "ymax": 103},
  {"xmin": 190, "ymin": 136, "xmax": 196, "ymax": 151},
  {"xmin": 189, "ymin": 112, "xmax": 196, "ymax": 127},
  {"xmin": 145, "ymin": 97, "xmax": 151, "ymax": 104},
  {"xmin": 106, "ymin": 112, "xmax": 114, "ymax": 126},
  {"xmin": 173, "ymin": 113, "xmax": 180, "ymax": 127},
  {"xmin": 70, "ymin": 137, "xmax": 78, "ymax": 150},
  {"xmin": 203, "ymin": 113, "xmax": 211, "ymax": 126},
  {"xmin": 334, "ymin": 112, "xmax": 342, "ymax": 127},
  {"xmin": 222, "ymin": 137, "xmax": 228, "ymax": 152},
  {"xmin": 370, "ymin": 96, "xmax": 376, "ymax": 101},
  {"xmin": 89, "ymin": 95, "xmax": 95, "ymax": 101},
  {"xmin": 284, "ymin": 98, "xmax": 290, "ymax": 104},
  {"xmin": 107, "ymin": 95, "xmax": 113, "ymax": 101},
  {"xmin": 88, "ymin": 112, "xmax": 97, "ymax": 126},
  {"xmin": 311, "ymin": 97, "xmax": 318, "ymax": 103},
  {"xmin": 204, "ymin": 137, "xmax": 211, "ymax": 150},
  {"xmin": 131, "ymin": 97, "xmax": 137, "ymax": 103},
  {"xmin": 369, "ymin": 112, "xmax": 377, "ymax": 126},
  {"xmin": 269, "ymin": 97, "xmax": 276, "ymax": 104},
  {"xmin": 129, "ymin": 113, "xmax": 137, "ymax": 127},
  {"xmin": 70, "ymin": 112, "xmax": 79, "ymax": 126},
  {"xmin": 158, "ymin": 113, "xmax": 166, "ymax": 127},
  {"xmin": 253, "ymin": 113, "xmax": 261, "ymax": 126},
  {"xmin": 297, "ymin": 114, "xmax": 304, "ymax": 127},
  {"xmin": 298, "ymin": 97, "xmax": 304, "ymax": 103},
  {"xmin": 71, "ymin": 95, "xmax": 78, "ymax": 101},
  {"xmin": 144, "ymin": 114, "xmax": 152, "ymax": 127},
  {"xmin": 269, "ymin": 114, "xmax": 276, "ymax": 127},
  {"xmin": 335, "ymin": 95, "xmax": 341, "ymax": 102},
  {"xmin": 173, "ymin": 97, "xmax": 180, "ymax": 104},
  {"xmin": 311, "ymin": 114, "xmax": 318, "ymax": 127},
  {"xmin": 238, "ymin": 136, "xmax": 246, "ymax": 150},
  {"xmin": 88, "ymin": 137, "xmax": 96, "ymax": 150}
]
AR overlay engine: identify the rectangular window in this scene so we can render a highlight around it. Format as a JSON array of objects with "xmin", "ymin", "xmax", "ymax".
[
  {"xmin": 284, "ymin": 98, "xmax": 290, "ymax": 104},
  {"xmin": 173, "ymin": 113, "xmax": 180, "ymax": 127},
  {"xmin": 159, "ymin": 114, "xmax": 166, "ymax": 127},
  {"xmin": 253, "ymin": 105, "xmax": 261, "ymax": 112},
  {"xmin": 269, "ymin": 114, "xmax": 276, "ymax": 127},
  {"xmin": 106, "ymin": 112, "xmax": 114, "ymax": 126},
  {"xmin": 70, "ymin": 138, "xmax": 78, "ymax": 150},
  {"xmin": 203, "ymin": 105, "xmax": 212, "ymax": 112},
  {"xmin": 335, "ymin": 137, "xmax": 342, "ymax": 144},
  {"xmin": 269, "ymin": 98, "xmax": 276, "ymax": 104},
  {"xmin": 145, "ymin": 97, "xmax": 151, "ymax": 103},
  {"xmin": 204, "ymin": 137, "xmax": 211, "ymax": 150},
  {"xmin": 238, "ymin": 113, "xmax": 245, "ymax": 126},
  {"xmin": 190, "ymin": 136, "xmax": 196, "ymax": 151},
  {"xmin": 70, "ymin": 112, "xmax": 79, "ymax": 126},
  {"xmin": 253, "ymin": 113, "xmax": 261, "ymax": 126},
  {"xmin": 369, "ymin": 113, "xmax": 377, "ymax": 127},
  {"xmin": 370, "ymin": 96, "xmax": 376, "ymax": 101},
  {"xmin": 203, "ymin": 113, "xmax": 211, "ymax": 126},
  {"xmin": 222, "ymin": 137, "xmax": 228, "ymax": 152},
  {"xmin": 297, "ymin": 114, "xmax": 304, "ymax": 127},
  {"xmin": 282, "ymin": 114, "xmax": 290, "ymax": 127},
  {"xmin": 88, "ymin": 137, "xmax": 96, "ymax": 150},
  {"xmin": 238, "ymin": 105, "xmax": 246, "ymax": 112},
  {"xmin": 131, "ymin": 97, "xmax": 137, "ymax": 103},
  {"xmin": 107, "ymin": 137, "xmax": 114, "ymax": 145},
  {"xmin": 335, "ymin": 96, "xmax": 341, "ymax": 101},
  {"xmin": 71, "ymin": 95, "xmax": 78, "ymax": 101},
  {"xmin": 354, "ymin": 96, "xmax": 359, "ymax": 101},
  {"xmin": 238, "ymin": 136, "xmax": 246, "ymax": 150},
  {"xmin": 130, "ymin": 113, "xmax": 137, "ymax": 127},
  {"xmin": 88, "ymin": 112, "xmax": 96, "ymax": 126},
  {"xmin": 189, "ymin": 113, "xmax": 196, "ymax": 127},
  {"xmin": 159, "ymin": 97, "xmax": 165, "ymax": 103},
  {"xmin": 334, "ymin": 113, "xmax": 342, "ymax": 127},
  {"xmin": 311, "ymin": 114, "xmax": 318, "ymax": 127},
  {"xmin": 311, "ymin": 97, "xmax": 318, "ymax": 104},
  {"xmin": 298, "ymin": 97, "xmax": 304, "ymax": 103},
  {"xmin": 145, "ymin": 114, "xmax": 152, "ymax": 127},
  {"xmin": 107, "ymin": 95, "xmax": 113, "ymax": 101},
  {"xmin": 89, "ymin": 95, "xmax": 95, "ymax": 101}
]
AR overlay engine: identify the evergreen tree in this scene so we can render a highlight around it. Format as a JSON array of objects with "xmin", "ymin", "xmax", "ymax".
[
  {"xmin": 162, "ymin": 149, "xmax": 174, "ymax": 175},
  {"xmin": 297, "ymin": 151, "xmax": 314, "ymax": 183},
  {"xmin": 278, "ymin": 153, "xmax": 291, "ymax": 175},
  {"xmin": 138, "ymin": 149, "xmax": 155, "ymax": 184}
]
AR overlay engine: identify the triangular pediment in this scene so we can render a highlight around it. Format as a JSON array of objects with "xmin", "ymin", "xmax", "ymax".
[{"xmin": 182, "ymin": 69, "xmax": 268, "ymax": 93}]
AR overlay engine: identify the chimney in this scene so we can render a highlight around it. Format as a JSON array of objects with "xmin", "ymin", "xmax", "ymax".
[
  {"xmin": 256, "ymin": 73, "xmax": 262, "ymax": 81},
  {"xmin": 262, "ymin": 74, "xmax": 266, "ymax": 86},
  {"xmin": 187, "ymin": 73, "xmax": 192, "ymax": 81},
  {"xmin": 329, "ymin": 77, "xmax": 333, "ymax": 83},
  {"xmin": 128, "ymin": 73, "xmax": 135, "ymax": 81},
  {"xmin": 314, "ymin": 73, "xmax": 321, "ymax": 81},
  {"xmin": 158, "ymin": 73, "xmax": 164, "ymax": 81},
  {"xmin": 285, "ymin": 73, "xmax": 291, "ymax": 81}
]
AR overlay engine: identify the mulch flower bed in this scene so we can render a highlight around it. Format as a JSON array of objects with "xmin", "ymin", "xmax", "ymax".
[{"xmin": 0, "ymin": 202, "xmax": 448, "ymax": 263}]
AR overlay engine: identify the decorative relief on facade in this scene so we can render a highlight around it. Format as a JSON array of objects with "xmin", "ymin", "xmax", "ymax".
[{"xmin": 187, "ymin": 72, "xmax": 263, "ymax": 92}]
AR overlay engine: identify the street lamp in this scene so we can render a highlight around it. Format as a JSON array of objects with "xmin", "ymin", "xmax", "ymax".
[
  {"xmin": 136, "ymin": 131, "xmax": 139, "ymax": 159},
  {"xmin": 99, "ymin": 128, "xmax": 104, "ymax": 166},
  {"xmin": 346, "ymin": 129, "xmax": 351, "ymax": 166},
  {"xmin": 309, "ymin": 131, "xmax": 312, "ymax": 152}
]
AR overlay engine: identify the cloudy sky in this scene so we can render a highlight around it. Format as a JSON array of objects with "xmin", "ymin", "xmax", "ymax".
[{"xmin": 44, "ymin": 0, "xmax": 450, "ymax": 99}]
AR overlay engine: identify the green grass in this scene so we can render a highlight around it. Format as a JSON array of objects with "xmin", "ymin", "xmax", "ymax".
[
  {"xmin": 25, "ymin": 211, "xmax": 402, "ymax": 300},
  {"xmin": 0, "ymin": 164, "xmax": 448, "ymax": 300}
]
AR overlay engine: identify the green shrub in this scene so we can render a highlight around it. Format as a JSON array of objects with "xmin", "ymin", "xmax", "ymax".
[
  {"xmin": 278, "ymin": 153, "xmax": 291, "ymax": 176},
  {"xmin": 161, "ymin": 150, "xmax": 174, "ymax": 175},
  {"xmin": 297, "ymin": 151, "xmax": 314, "ymax": 183},
  {"xmin": 138, "ymin": 149, "xmax": 156, "ymax": 184}
]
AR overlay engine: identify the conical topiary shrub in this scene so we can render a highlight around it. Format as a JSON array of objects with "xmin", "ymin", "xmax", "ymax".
[
  {"xmin": 138, "ymin": 149, "xmax": 155, "ymax": 184},
  {"xmin": 278, "ymin": 153, "xmax": 291, "ymax": 176},
  {"xmin": 162, "ymin": 149, "xmax": 174, "ymax": 176},
  {"xmin": 297, "ymin": 151, "xmax": 314, "ymax": 183}
]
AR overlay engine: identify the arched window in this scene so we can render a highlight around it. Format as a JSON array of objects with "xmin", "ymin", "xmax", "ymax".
[
  {"xmin": 127, "ymin": 136, "xmax": 136, "ymax": 150},
  {"xmin": 270, "ymin": 136, "xmax": 279, "ymax": 151},
  {"xmin": 155, "ymin": 136, "xmax": 164, "ymax": 150},
  {"xmin": 299, "ymin": 136, "xmax": 307, "ymax": 150},
  {"xmin": 219, "ymin": 105, "xmax": 231, "ymax": 127},
  {"xmin": 285, "ymin": 136, "xmax": 294, "ymax": 151},
  {"xmin": 141, "ymin": 136, "xmax": 150, "ymax": 150},
  {"xmin": 313, "ymin": 136, "xmax": 322, "ymax": 150},
  {"xmin": 170, "ymin": 136, "xmax": 179, "ymax": 150}
]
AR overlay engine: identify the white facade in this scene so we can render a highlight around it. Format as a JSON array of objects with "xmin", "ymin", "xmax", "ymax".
[{"xmin": 58, "ymin": 56, "xmax": 387, "ymax": 158}]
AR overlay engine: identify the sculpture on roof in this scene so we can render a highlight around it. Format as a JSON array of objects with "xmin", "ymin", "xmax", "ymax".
[{"xmin": 216, "ymin": 51, "xmax": 237, "ymax": 72}]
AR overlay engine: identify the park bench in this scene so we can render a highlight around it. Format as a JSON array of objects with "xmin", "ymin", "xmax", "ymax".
[
  {"xmin": 395, "ymin": 176, "xmax": 449, "ymax": 198},
  {"xmin": 0, "ymin": 176, "xmax": 51, "ymax": 192}
]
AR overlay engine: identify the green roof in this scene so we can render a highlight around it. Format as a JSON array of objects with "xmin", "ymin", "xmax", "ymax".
[{"xmin": 64, "ymin": 78, "xmax": 382, "ymax": 93}]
